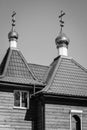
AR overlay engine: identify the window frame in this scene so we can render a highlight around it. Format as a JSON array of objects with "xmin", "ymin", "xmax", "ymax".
[
  {"xmin": 14, "ymin": 90, "xmax": 29, "ymax": 109},
  {"xmin": 70, "ymin": 110, "xmax": 83, "ymax": 130}
]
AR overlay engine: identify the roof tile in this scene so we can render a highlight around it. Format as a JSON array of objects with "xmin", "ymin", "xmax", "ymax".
[
  {"xmin": 28, "ymin": 63, "xmax": 49, "ymax": 82},
  {"xmin": 41, "ymin": 56, "xmax": 87, "ymax": 97},
  {"xmin": 0, "ymin": 48, "xmax": 43, "ymax": 85},
  {"xmin": 0, "ymin": 76, "xmax": 43, "ymax": 85}
]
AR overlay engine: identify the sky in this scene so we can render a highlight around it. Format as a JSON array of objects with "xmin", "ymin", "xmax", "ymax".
[{"xmin": 0, "ymin": 0, "xmax": 87, "ymax": 68}]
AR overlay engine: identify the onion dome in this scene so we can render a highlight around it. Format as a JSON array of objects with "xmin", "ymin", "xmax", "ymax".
[
  {"xmin": 8, "ymin": 11, "xmax": 18, "ymax": 49},
  {"xmin": 55, "ymin": 10, "xmax": 70, "ymax": 56},
  {"xmin": 55, "ymin": 31, "xmax": 70, "ymax": 48},
  {"xmin": 8, "ymin": 30, "xmax": 18, "ymax": 41},
  {"xmin": 8, "ymin": 29, "xmax": 18, "ymax": 41}
]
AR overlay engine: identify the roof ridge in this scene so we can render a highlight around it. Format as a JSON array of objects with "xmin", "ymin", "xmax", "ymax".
[
  {"xmin": 0, "ymin": 48, "xmax": 12, "ymax": 77},
  {"xmin": 42, "ymin": 56, "xmax": 62, "ymax": 92},
  {"xmin": 71, "ymin": 58, "xmax": 87, "ymax": 73},
  {"xmin": 56, "ymin": 56, "xmax": 87, "ymax": 72},
  {"xmin": 16, "ymin": 50, "xmax": 40, "ymax": 81},
  {"xmin": 28, "ymin": 63, "xmax": 49, "ymax": 68}
]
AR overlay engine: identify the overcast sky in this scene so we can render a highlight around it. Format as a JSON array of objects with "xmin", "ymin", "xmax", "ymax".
[{"xmin": 0, "ymin": 0, "xmax": 87, "ymax": 68}]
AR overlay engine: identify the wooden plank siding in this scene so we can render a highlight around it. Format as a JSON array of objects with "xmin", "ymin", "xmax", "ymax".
[
  {"xmin": 0, "ymin": 89, "xmax": 32, "ymax": 130},
  {"xmin": 45, "ymin": 103, "xmax": 87, "ymax": 130}
]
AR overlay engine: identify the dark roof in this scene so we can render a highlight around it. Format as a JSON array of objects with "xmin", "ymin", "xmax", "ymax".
[
  {"xmin": 40, "ymin": 56, "xmax": 87, "ymax": 97},
  {"xmin": 28, "ymin": 63, "xmax": 49, "ymax": 83},
  {"xmin": 1, "ymin": 48, "xmax": 87, "ymax": 98},
  {"xmin": 0, "ymin": 48, "xmax": 43, "ymax": 85}
]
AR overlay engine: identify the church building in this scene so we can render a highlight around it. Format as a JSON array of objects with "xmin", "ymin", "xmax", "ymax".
[{"xmin": 0, "ymin": 11, "xmax": 87, "ymax": 130}]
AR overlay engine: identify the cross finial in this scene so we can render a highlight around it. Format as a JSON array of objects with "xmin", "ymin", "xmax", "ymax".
[
  {"xmin": 12, "ymin": 11, "xmax": 16, "ymax": 31},
  {"xmin": 59, "ymin": 10, "xmax": 65, "ymax": 32}
]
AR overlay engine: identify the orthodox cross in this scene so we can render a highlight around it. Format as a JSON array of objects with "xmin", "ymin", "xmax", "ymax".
[
  {"xmin": 59, "ymin": 10, "xmax": 65, "ymax": 32},
  {"xmin": 12, "ymin": 11, "xmax": 16, "ymax": 31}
]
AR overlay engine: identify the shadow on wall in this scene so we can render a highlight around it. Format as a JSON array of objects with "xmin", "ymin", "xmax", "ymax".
[{"xmin": 24, "ymin": 98, "xmax": 37, "ymax": 130}]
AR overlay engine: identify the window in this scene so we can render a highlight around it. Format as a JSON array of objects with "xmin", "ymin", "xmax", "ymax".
[
  {"xmin": 70, "ymin": 110, "xmax": 82, "ymax": 130},
  {"xmin": 14, "ymin": 90, "xmax": 29, "ymax": 109},
  {"xmin": 72, "ymin": 115, "xmax": 81, "ymax": 130}
]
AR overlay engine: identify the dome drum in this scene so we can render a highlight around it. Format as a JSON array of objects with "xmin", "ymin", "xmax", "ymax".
[{"xmin": 55, "ymin": 32, "xmax": 70, "ymax": 56}]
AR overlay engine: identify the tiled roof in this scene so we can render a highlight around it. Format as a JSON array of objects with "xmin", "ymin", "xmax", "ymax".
[
  {"xmin": 41, "ymin": 56, "xmax": 87, "ymax": 97},
  {"xmin": 0, "ymin": 76, "xmax": 42, "ymax": 85},
  {"xmin": 1, "ymin": 48, "xmax": 87, "ymax": 97},
  {"xmin": 0, "ymin": 48, "xmax": 43, "ymax": 85},
  {"xmin": 28, "ymin": 63, "xmax": 49, "ymax": 82}
]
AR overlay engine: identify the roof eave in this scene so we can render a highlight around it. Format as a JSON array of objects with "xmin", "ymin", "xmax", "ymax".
[
  {"xmin": 0, "ymin": 80, "xmax": 45, "ymax": 88},
  {"xmin": 31, "ymin": 91, "xmax": 87, "ymax": 101}
]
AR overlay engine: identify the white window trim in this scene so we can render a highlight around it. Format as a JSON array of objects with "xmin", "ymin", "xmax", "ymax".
[
  {"xmin": 70, "ymin": 110, "xmax": 83, "ymax": 114},
  {"xmin": 14, "ymin": 90, "xmax": 29, "ymax": 109},
  {"xmin": 70, "ymin": 109, "xmax": 83, "ymax": 130}
]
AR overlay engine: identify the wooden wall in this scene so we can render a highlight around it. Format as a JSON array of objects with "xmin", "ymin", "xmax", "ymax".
[
  {"xmin": 0, "ymin": 89, "xmax": 32, "ymax": 130},
  {"xmin": 45, "ymin": 103, "xmax": 87, "ymax": 130},
  {"xmin": 1, "ymin": 86, "xmax": 87, "ymax": 130}
]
